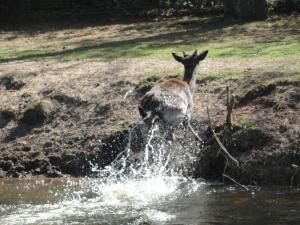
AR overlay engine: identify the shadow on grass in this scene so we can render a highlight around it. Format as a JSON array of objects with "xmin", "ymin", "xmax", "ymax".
[
  {"xmin": 1, "ymin": 15, "xmax": 299, "ymax": 63},
  {"xmin": 4, "ymin": 122, "xmax": 43, "ymax": 142}
]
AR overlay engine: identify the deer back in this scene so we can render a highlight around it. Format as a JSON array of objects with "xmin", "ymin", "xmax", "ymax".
[
  {"xmin": 139, "ymin": 78, "xmax": 193, "ymax": 125},
  {"xmin": 139, "ymin": 49, "xmax": 208, "ymax": 126}
]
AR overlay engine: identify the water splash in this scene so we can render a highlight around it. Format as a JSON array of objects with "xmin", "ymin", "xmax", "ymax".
[
  {"xmin": 103, "ymin": 122, "xmax": 202, "ymax": 179},
  {"xmin": 0, "ymin": 122, "xmax": 204, "ymax": 225}
]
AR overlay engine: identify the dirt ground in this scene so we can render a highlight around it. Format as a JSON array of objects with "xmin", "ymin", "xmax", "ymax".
[{"xmin": 0, "ymin": 57, "xmax": 299, "ymax": 185}]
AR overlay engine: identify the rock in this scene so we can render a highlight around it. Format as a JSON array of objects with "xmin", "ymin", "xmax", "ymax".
[{"xmin": 22, "ymin": 101, "xmax": 52, "ymax": 125}]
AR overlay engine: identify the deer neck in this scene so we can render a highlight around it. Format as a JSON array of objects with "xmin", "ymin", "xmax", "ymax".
[{"xmin": 183, "ymin": 65, "xmax": 198, "ymax": 94}]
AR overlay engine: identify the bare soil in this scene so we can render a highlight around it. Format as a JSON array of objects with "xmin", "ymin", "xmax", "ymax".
[{"xmin": 0, "ymin": 58, "xmax": 299, "ymax": 185}]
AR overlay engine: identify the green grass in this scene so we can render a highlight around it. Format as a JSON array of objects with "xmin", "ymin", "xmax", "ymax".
[
  {"xmin": 135, "ymin": 74, "xmax": 163, "ymax": 96},
  {"xmin": 236, "ymin": 116, "xmax": 254, "ymax": 129},
  {"xmin": 110, "ymin": 122, "xmax": 132, "ymax": 135},
  {"xmin": 145, "ymin": 68, "xmax": 252, "ymax": 82},
  {"xmin": 202, "ymin": 69, "xmax": 253, "ymax": 81},
  {"xmin": 0, "ymin": 15, "xmax": 299, "ymax": 62}
]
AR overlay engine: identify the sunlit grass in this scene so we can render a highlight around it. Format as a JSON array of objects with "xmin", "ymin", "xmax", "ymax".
[{"xmin": 0, "ymin": 15, "xmax": 299, "ymax": 62}]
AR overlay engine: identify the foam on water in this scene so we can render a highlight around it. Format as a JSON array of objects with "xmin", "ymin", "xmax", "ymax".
[{"xmin": 0, "ymin": 123, "xmax": 204, "ymax": 225}]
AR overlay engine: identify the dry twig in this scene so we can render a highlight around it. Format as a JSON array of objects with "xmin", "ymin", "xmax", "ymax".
[
  {"xmin": 226, "ymin": 87, "xmax": 235, "ymax": 129},
  {"xmin": 123, "ymin": 90, "xmax": 133, "ymax": 102},
  {"xmin": 290, "ymin": 164, "xmax": 299, "ymax": 187},
  {"xmin": 206, "ymin": 107, "xmax": 239, "ymax": 167},
  {"xmin": 223, "ymin": 174, "xmax": 249, "ymax": 191}
]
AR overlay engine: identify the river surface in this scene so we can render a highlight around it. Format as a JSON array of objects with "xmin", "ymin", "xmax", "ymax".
[
  {"xmin": 1, "ymin": 125, "xmax": 300, "ymax": 225},
  {"xmin": 0, "ymin": 178, "xmax": 300, "ymax": 225}
]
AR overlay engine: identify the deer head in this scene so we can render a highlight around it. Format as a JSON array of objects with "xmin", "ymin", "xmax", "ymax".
[{"xmin": 172, "ymin": 50, "xmax": 208, "ymax": 93}]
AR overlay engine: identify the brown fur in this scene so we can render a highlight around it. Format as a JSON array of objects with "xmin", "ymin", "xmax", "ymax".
[{"xmin": 139, "ymin": 50, "xmax": 208, "ymax": 130}]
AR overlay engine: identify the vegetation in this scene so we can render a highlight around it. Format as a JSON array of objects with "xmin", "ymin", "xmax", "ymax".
[
  {"xmin": 0, "ymin": 15, "xmax": 299, "ymax": 63},
  {"xmin": 0, "ymin": 1, "xmax": 299, "ymax": 184},
  {"xmin": 1, "ymin": 0, "xmax": 299, "ymax": 25},
  {"xmin": 236, "ymin": 116, "xmax": 254, "ymax": 129},
  {"xmin": 135, "ymin": 75, "xmax": 162, "ymax": 96}
]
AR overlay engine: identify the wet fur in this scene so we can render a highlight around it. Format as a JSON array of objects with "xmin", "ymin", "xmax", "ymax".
[
  {"xmin": 138, "ymin": 50, "xmax": 208, "ymax": 137},
  {"xmin": 139, "ymin": 78, "xmax": 192, "ymax": 127}
]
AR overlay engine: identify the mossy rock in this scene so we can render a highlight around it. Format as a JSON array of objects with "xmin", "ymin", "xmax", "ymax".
[
  {"xmin": 0, "ymin": 105, "xmax": 15, "ymax": 120},
  {"xmin": 22, "ymin": 101, "xmax": 52, "ymax": 125}
]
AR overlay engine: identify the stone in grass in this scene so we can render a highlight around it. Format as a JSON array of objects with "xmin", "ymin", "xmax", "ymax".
[
  {"xmin": 22, "ymin": 101, "xmax": 52, "ymax": 125},
  {"xmin": 0, "ymin": 105, "xmax": 15, "ymax": 120}
]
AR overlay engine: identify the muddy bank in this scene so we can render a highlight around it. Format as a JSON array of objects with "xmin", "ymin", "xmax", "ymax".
[
  {"xmin": 0, "ymin": 59, "xmax": 299, "ymax": 186},
  {"xmin": 194, "ymin": 77, "xmax": 300, "ymax": 186}
]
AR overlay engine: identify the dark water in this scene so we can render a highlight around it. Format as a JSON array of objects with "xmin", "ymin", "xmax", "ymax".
[{"xmin": 0, "ymin": 178, "xmax": 300, "ymax": 225}]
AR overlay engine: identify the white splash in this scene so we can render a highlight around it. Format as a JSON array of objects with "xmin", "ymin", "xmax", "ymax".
[{"xmin": 0, "ymin": 123, "xmax": 204, "ymax": 225}]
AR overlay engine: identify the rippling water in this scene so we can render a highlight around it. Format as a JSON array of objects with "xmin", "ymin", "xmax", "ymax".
[
  {"xmin": 1, "ymin": 178, "xmax": 300, "ymax": 225},
  {"xmin": 1, "ymin": 124, "xmax": 300, "ymax": 225}
]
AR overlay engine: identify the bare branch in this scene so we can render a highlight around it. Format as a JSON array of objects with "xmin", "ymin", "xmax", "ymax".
[
  {"xmin": 206, "ymin": 107, "xmax": 239, "ymax": 167},
  {"xmin": 226, "ymin": 87, "xmax": 235, "ymax": 129},
  {"xmin": 123, "ymin": 90, "xmax": 133, "ymax": 102},
  {"xmin": 223, "ymin": 174, "xmax": 249, "ymax": 191},
  {"xmin": 222, "ymin": 157, "xmax": 229, "ymax": 182},
  {"xmin": 222, "ymin": 158, "xmax": 249, "ymax": 191},
  {"xmin": 189, "ymin": 123, "xmax": 203, "ymax": 143},
  {"xmin": 290, "ymin": 164, "xmax": 299, "ymax": 187}
]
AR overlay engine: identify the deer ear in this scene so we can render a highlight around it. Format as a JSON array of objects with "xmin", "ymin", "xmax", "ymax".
[
  {"xmin": 172, "ymin": 53, "xmax": 184, "ymax": 63},
  {"xmin": 196, "ymin": 50, "xmax": 209, "ymax": 61}
]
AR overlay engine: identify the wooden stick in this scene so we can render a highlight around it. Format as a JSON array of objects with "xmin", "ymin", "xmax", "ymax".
[
  {"xmin": 206, "ymin": 107, "xmax": 239, "ymax": 167},
  {"xmin": 290, "ymin": 164, "xmax": 299, "ymax": 187},
  {"xmin": 222, "ymin": 158, "xmax": 250, "ymax": 191},
  {"xmin": 226, "ymin": 87, "xmax": 235, "ymax": 129},
  {"xmin": 189, "ymin": 123, "xmax": 203, "ymax": 142},
  {"xmin": 223, "ymin": 174, "xmax": 249, "ymax": 191},
  {"xmin": 123, "ymin": 90, "xmax": 133, "ymax": 102}
]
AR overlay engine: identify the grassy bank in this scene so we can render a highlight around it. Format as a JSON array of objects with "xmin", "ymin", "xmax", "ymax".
[{"xmin": 0, "ymin": 15, "xmax": 299, "ymax": 62}]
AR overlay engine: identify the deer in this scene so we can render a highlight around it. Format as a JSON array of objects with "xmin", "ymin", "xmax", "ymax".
[{"xmin": 138, "ymin": 49, "xmax": 208, "ymax": 140}]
